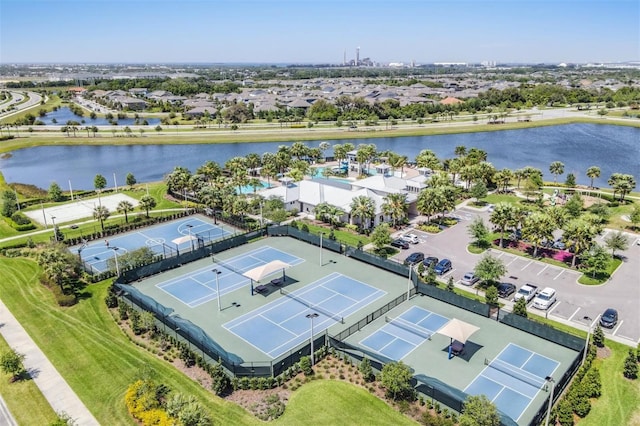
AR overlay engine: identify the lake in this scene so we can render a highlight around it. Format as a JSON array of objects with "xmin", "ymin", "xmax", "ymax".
[
  {"xmin": 1, "ymin": 123, "xmax": 638, "ymax": 190},
  {"xmin": 34, "ymin": 107, "xmax": 161, "ymax": 127}
]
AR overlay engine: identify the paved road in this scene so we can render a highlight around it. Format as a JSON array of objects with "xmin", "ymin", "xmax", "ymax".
[
  {"xmin": 393, "ymin": 203, "xmax": 640, "ymax": 347},
  {"xmin": 0, "ymin": 299, "xmax": 100, "ymax": 426}
]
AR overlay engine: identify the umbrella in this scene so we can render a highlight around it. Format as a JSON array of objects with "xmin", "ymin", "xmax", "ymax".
[{"xmin": 437, "ymin": 318, "xmax": 480, "ymax": 344}]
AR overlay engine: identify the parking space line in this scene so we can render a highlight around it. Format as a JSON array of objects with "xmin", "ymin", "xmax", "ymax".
[
  {"xmin": 537, "ymin": 265, "xmax": 549, "ymax": 275},
  {"xmin": 547, "ymin": 301, "xmax": 561, "ymax": 315},
  {"xmin": 521, "ymin": 261, "xmax": 533, "ymax": 271},
  {"xmin": 553, "ymin": 270, "xmax": 564, "ymax": 280},
  {"xmin": 507, "ymin": 256, "xmax": 518, "ymax": 266},
  {"xmin": 612, "ymin": 320, "xmax": 624, "ymax": 336},
  {"xmin": 567, "ymin": 307, "xmax": 581, "ymax": 321},
  {"xmin": 495, "ymin": 251, "xmax": 505, "ymax": 258}
]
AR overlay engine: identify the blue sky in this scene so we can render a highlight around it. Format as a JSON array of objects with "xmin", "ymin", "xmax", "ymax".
[{"xmin": 1, "ymin": 0, "xmax": 638, "ymax": 64}]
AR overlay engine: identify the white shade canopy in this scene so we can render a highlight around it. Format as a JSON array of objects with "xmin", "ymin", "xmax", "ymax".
[
  {"xmin": 171, "ymin": 235, "xmax": 197, "ymax": 245},
  {"xmin": 243, "ymin": 260, "xmax": 291, "ymax": 282},
  {"xmin": 437, "ymin": 318, "xmax": 480, "ymax": 344}
]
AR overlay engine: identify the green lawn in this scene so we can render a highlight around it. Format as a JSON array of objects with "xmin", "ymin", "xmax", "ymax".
[
  {"xmin": 298, "ymin": 220, "xmax": 370, "ymax": 247},
  {"xmin": 0, "ymin": 257, "xmax": 255, "ymax": 425},
  {"xmin": 0, "ymin": 334, "xmax": 58, "ymax": 425},
  {"xmin": 577, "ymin": 258, "xmax": 623, "ymax": 285},
  {"xmin": 275, "ymin": 380, "xmax": 417, "ymax": 425},
  {"xmin": 580, "ymin": 341, "xmax": 640, "ymax": 426}
]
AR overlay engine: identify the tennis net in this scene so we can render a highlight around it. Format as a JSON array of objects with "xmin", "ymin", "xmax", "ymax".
[
  {"xmin": 212, "ymin": 257, "xmax": 248, "ymax": 280},
  {"xmin": 486, "ymin": 358, "xmax": 547, "ymax": 390},
  {"xmin": 280, "ymin": 288, "xmax": 344, "ymax": 324},
  {"xmin": 385, "ymin": 316, "xmax": 433, "ymax": 340}
]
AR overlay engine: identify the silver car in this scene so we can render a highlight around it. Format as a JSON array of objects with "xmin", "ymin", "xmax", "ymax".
[{"xmin": 461, "ymin": 272, "xmax": 479, "ymax": 286}]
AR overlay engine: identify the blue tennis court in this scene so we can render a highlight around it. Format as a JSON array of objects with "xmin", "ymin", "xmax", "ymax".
[
  {"xmin": 465, "ymin": 343, "xmax": 560, "ymax": 421},
  {"xmin": 158, "ymin": 246, "xmax": 304, "ymax": 307},
  {"xmin": 359, "ymin": 306, "xmax": 450, "ymax": 360},
  {"xmin": 72, "ymin": 217, "xmax": 231, "ymax": 273},
  {"xmin": 224, "ymin": 272, "xmax": 386, "ymax": 358}
]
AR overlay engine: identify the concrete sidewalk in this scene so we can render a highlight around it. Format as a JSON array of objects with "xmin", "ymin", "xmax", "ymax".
[
  {"xmin": 0, "ymin": 395, "xmax": 18, "ymax": 426},
  {"xmin": 0, "ymin": 299, "xmax": 99, "ymax": 425}
]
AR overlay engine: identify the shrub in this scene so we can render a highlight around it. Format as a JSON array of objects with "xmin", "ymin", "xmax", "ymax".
[
  {"xmin": 359, "ymin": 357, "xmax": 374, "ymax": 382},
  {"xmin": 210, "ymin": 360, "xmax": 230, "ymax": 395},
  {"xmin": 299, "ymin": 356, "xmax": 313, "ymax": 376},
  {"xmin": 592, "ymin": 325, "xmax": 605, "ymax": 348},
  {"xmin": 10, "ymin": 212, "xmax": 31, "ymax": 225},
  {"xmin": 623, "ymin": 349, "xmax": 638, "ymax": 379}
]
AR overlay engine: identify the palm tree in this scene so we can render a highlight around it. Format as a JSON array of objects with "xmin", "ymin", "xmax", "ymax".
[
  {"xmin": 196, "ymin": 160, "xmax": 222, "ymax": 185},
  {"xmin": 549, "ymin": 161, "xmax": 565, "ymax": 183},
  {"xmin": 139, "ymin": 195, "xmax": 157, "ymax": 218},
  {"xmin": 417, "ymin": 188, "xmax": 443, "ymax": 223},
  {"xmin": 415, "ymin": 149, "xmax": 440, "ymax": 170},
  {"xmin": 586, "ymin": 166, "xmax": 601, "ymax": 189},
  {"xmin": 490, "ymin": 203, "xmax": 516, "ymax": 247},
  {"xmin": 521, "ymin": 212, "xmax": 555, "ymax": 257},
  {"xmin": 290, "ymin": 142, "xmax": 308, "ymax": 160},
  {"xmin": 350, "ymin": 195, "xmax": 376, "ymax": 230},
  {"xmin": 382, "ymin": 193, "xmax": 408, "ymax": 228},
  {"xmin": 93, "ymin": 205, "xmax": 110, "ymax": 231},
  {"xmin": 117, "ymin": 200, "xmax": 134, "ymax": 223},
  {"xmin": 563, "ymin": 218, "xmax": 601, "ymax": 267},
  {"xmin": 319, "ymin": 141, "xmax": 331, "ymax": 162}
]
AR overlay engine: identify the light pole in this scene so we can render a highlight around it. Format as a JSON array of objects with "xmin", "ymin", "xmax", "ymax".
[
  {"xmin": 212, "ymin": 269, "xmax": 222, "ymax": 312},
  {"xmin": 407, "ymin": 263, "xmax": 413, "ymax": 300},
  {"xmin": 51, "ymin": 216, "xmax": 58, "ymax": 241},
  {"xmin": 306, "ymin": 313, "xmax": 319, "ymax": 366},
  {"xmin": 545, "ymin": 376, "xmax": 556, "ymax": 426},
  {"xmin": 110, "ymin": 247, "xmax": 120, "ymax": 276},
  {"xmin": 582, "ymin": 315, "xmax": 600, "ymax": 365},
  {"xmin": 319, "ymin": 232, "xmax": 324, "ymax": 266},
  {"xmin": 186, "ymin": 224, "xmax": 194, "ymax": 251}
]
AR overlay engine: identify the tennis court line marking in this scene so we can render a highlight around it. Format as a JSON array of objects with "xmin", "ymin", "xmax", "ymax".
[
  {"xmin": 160, "ymin": 279, "xmax": 217, "ymax": 307},
  {"xmin": 361, "ymin": 327, "xmax": 425, "ymax": 360},
  {"xmin": 479, "ymin": 367, "xmax": 537, "ymax": 399},
  {"xmin": 506, "ymin": 342, "xmax": 562, "ymax": 366},
  {"xmin": 261, "ymin": 311, "xmax": 339, "ymax": 358}
]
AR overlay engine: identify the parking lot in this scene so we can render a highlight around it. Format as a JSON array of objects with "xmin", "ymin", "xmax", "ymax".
[{"xmin": 392, "ymin": 205, "xmax": 640, "ymax": 346}]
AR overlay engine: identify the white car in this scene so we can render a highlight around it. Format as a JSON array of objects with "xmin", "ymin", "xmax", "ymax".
[
  {"xmin": 401, "ymin": 234, "xmax": 419, "ymax": 244},
  {"xmin": 533, "ymin": 287, "xmax": 557, "ymax": 310}
]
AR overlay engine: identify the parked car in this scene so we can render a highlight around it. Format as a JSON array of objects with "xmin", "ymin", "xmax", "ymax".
[
  {"xmin": 390, "ymin": 239, "xmax": 410, "ymax": 250},
  {"xmin": 434, "ymin": 259, "xmax": 452, "ymax": 275},
  {"xmin": 552, "ymin": 239, "xmax": 566, "ymax": 250},
  {"xmin": 533, "ymin": 287, "xmax": 557, "ymax": 310},
  {"xmin": 401, "ymin": 233, "xmax": 419, "ymax": 244},
  {"xmin": 404, "ymin": 252, "xmax": 425, "ymax": 265},
  {"xmin": 599, "ymin": 308, "xmax": 618, "ymax": 328},
  {"xmin": 497, "ymin": 282, "xmax": 516, "ymax": 298},
  {"xmin": 514, "ymin": 284, "xmax": 539, "ymax": 303},
  {"xmin": 487, "ymin": 204, "xmax": 495, "ymax": 212},
  {"xmin": 423, "ymin": 256, "xmax": 439, "ymax": 269},
  {"xmin": 460, "ymin": 272, "xmax": 480, "ymax": 286}
]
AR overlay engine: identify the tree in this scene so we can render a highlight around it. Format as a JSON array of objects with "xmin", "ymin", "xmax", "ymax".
[
  {"xmin": 586, "ymin": 166, "xmax": 601, "ymax": 188},
  {"xmin": 125, "ymin": 172, "xmax": 137, "ymax": 188},
  {"xmin": 350, "ymin": 195, "xmax": 375, "ymax": 230},
  {"xmin": 370, "ymin": 223, "xmax": 392, "ymax": 251},
  {"xmin": 563, "ymin": 218, "xmax": 601, "ymax": 267},
  {"xmin": 623, "ymin": 349, "xmax": 638, "ymax": 379},
  {"xmin": 565, "ymin": 173, "xmax": 576, "ymax": 187},
  {"xmin": 521, "ymin": 212, "xmax": 555, "ymax": 257},
  {"xmin": 467, "ymin": 217, "xmax": 489, "ymax": 248},
  {"xmin": 459, "ymin": 394, "xmax": 500, "ymax": 426},
  {"xmin": 490, "ymin": 203, "xmax": 516, "ymax": 247},
  {"xmin": 93, "ymin": 205, "xmax": 110, "ymax": 231},
  {"xmin": 380, "ymin": 361, "xmax": 414, "ymax": 401},
  {"xmin": 0, "ymin": 349, "xmax": 26, "ymax": 382},
  {"xmin": 474, "ymin": 254, "xmax": 507, "ymax": 286},
  {"xmin": 470, "ymin": 181, "xmax": 488, "ymax": 203},
  {"xmin": 48, "ymin": 182, "xmax": 64, "ymax": 202},
  {"xmin": 592, "ymin": 324, "xmax": 605, "ymax": 348},
  {"xmin": 446, "ymin": 276, "xmax": 455, "ymax": 292},
  {"xmin": 117, "ymin": 200, "xmax": 135, "ymax": 223},
  {"xmin": 630, "ymin": 204, "xmax": 640, "ymax": 230},
  {"xmin": 582, "ymin": 244, "xmax": 610, "ymax": 278},
  {"xmin": 381, "ymin": 193, "xmax": 408, "ymax": 228},
  {"xmin": 1, "ymin": 190, "xmax": 18, "ymax": 217},
  {"xmin": 608, "ymin": 173, "xmax": 637, "ymax": 202},
  {"xmin": 94, "ymin": 174, "xmax": 107, "ymax": 191},
  {"xmin": 359, "ymin": 357, "xmax": 374, "ymax": 382},
  {"xmin": 139, "ymin": 195, "xmax": 157, "ymax": 218},
  {"xmin": 513, "ymin": 297, "xmax": 528, "ymax": 317},
  {"xmin": 564, "ymin": 192, "xmax": 584, "ymax": 218},
  {"xmin": 603, "ymin": 231, "xmax": 629, "ymax": 257},
  {"xmin": 549, "ymin": 161, "xmax": 565, "ymax": 183}
]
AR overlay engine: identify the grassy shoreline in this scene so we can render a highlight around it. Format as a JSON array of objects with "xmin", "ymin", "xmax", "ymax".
[{"xmin": 1, "ymin": 116, "xmax": 639, "ymax": 154}]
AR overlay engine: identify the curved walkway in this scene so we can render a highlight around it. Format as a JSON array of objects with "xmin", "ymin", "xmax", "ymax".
[{"xmin": 0, "ymin": 298, "xmax": 99, "ymax": 425}]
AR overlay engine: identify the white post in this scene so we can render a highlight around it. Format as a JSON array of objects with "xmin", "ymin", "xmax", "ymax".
[
  {"xmin": 213, "ymin": 269, "xmax": 222, "ymax": 312},
  {"xmin": 187, "ymin": 224, "xmax": 194, "ymax": 251},
  {"xmin": 111, "ymin": 247, "xmax": 120, "ymax": 276},
  {"xmin": 582, "ymin": 315, "xmax": 599, "ymax": 365},
  {"xmin": 41, "ymin": 202, "xmax": 48, "ymax": 228},
  {"xmin": 51, "ymin": 216, "xmax": 57, "ymax": 241},
  {"xmin": 113, "ymin": 172, "xmax": 118, "ymax": 193},
  {"xmin": 306, "ymin": 313, "xmax": 319, "ymax": 366},
  {"xmin": 319, "ymin": 232, "xmax": 323, "ymax": 266},
  {"xmin": 545, "ymin": 377, "xmax": 555, "ymax": 426},
  {"xmin": 68, "ymin": 179, "xmax": 74, "ymax": 201}
]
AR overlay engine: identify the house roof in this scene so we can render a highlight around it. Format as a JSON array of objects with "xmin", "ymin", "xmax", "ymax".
[{"xmin": 440, "ymin": 96, "xmax": 464, "ymax": 105}]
